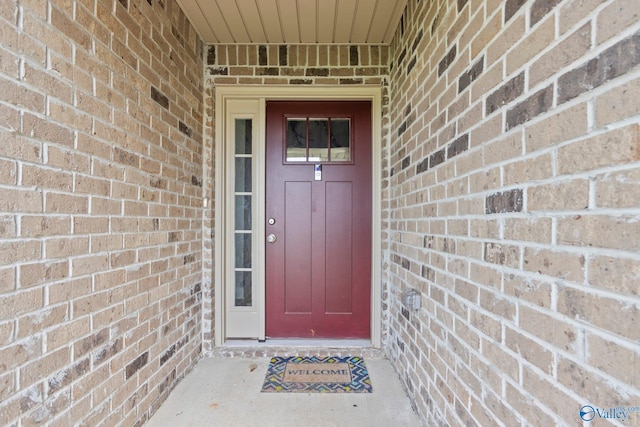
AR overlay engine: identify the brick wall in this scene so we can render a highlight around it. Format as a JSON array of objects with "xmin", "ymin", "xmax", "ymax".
[
  {"xmin": 201, "ymin": 44, "xmax": 390, "ymax": 352},
  {"xmin": 0, "ymin": 0, "xmax": 204, "ymax": 425},
  {"xmin": 386, "ymin": 0, "xmax": 640, "ymax": 425}
]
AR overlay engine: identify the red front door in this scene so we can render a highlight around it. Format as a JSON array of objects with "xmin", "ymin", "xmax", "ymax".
[{"xmin": 265, "ymin": 101, "xmax": 372, "ymax": 338}]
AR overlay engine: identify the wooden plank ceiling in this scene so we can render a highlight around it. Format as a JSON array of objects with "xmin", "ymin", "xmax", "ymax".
[{"xmin": 176, "ymin": 0, "xmax": 408, "ymax": 44}]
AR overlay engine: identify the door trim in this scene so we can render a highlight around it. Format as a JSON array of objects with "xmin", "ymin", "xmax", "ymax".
[{"xmin": 214, "ymin": 86, "xmax": 382, "ymax": 348}]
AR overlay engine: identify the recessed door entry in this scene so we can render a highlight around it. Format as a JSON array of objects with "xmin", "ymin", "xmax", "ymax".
[{"xmin": 265, "ymin": 101, "xmax": 372, "ymax": 338}]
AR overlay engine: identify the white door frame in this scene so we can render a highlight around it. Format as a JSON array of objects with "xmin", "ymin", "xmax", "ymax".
[{"xmin": 214, "ymin": 85, "xmax": 382, "ymax": 347}]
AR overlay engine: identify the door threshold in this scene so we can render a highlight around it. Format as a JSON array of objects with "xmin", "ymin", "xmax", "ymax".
[
  {"xmin": 212, "ymin": 338, "xmax": 384, "ymax": 358},
  {"xmin": 224, "ymin": 338, "xmax": 372, "ymax": 348}
]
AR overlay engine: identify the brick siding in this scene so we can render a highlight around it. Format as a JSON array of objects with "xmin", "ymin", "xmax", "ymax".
[
  {"xmin": 0, "ymin": 0, "xmax": 204, "ymax": 425},
  {"xmin": 386, "ymin": 0, "xmax": 640, "ymax": 425}
]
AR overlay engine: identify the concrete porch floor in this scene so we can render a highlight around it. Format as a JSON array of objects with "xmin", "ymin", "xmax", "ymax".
[{"xmin": 146, "ymin": 357, "xmax": 423, "ymax": 427}]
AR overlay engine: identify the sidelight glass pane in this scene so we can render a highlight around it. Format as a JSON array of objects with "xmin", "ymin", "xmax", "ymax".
[
  {"xmin": 235, "ymin": 233, "xmax": 252, "ymax": 268},
  {"xmin": 286, "ymin": 118, "xmax": 307, "ymax": 161},
  {"xmin": 235, "ymin": 158, "xmax": 252, "ymax": 192},
  {"xmin": 233, "ymin": 118, "xmax": 253, "ymax": 308},
  {"xmin": 308, "ymin": 119, "xmax": 329, "ymax": 161},
  {"xmin": 330, "ymin": 118, "xmax": 350, "ymax": 162},
  {"xmin": 234, "ymin": 195, "xmax": 252, "ymax": 230},
  {"xmin": 235, "ymin": 271, "xmax": 252, "ymax": 306},
  {"xmin": 235, "ymin": 119, "xmax": 252, "ymax": 154}
]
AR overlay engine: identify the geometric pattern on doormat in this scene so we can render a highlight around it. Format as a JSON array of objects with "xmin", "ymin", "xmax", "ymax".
[{"xmin": 261, "ymin": 356, "xmax": 373, "ymax": 393}]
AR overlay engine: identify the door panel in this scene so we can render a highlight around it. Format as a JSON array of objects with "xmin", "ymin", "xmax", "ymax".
[
  {"xmin": 325, "ymin": 181, "xmax": 353, "ymax": 314},
  {"xmin": 266, "ymin": 101, "xmax": 371, "ymax": 338},
  {"xmin": 284, "ymin": 181, "xmax": 312, "ymax": 313}
]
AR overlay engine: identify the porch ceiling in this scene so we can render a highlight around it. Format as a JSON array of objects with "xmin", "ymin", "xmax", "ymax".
[{"xmin": 176, "ymin": 0, "xmax": 408, "ymax": 45}]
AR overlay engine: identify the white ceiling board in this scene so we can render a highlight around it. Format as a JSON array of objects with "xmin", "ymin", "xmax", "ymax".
[
  {"xmin": 350, "ymin": 0, "xmax": 377, "ymax": 43},
  {"xmin": 277, "ymin": 0, "xmax": 300, "ymax": 43},
  {"xmin": 333, "ymin": 0, "xmax": 358, "ymax": 43},
  {"xmin": 179, "ymin": 0, "xmax": 408, "ymax": 44},
  {"xmin": 297, "ymin": 0, "xmax": 317, "ymax": 43},
  {"xmin": 200, "ymin": 0, "xmax": 234, "ymax": 43},
  {"xmin": 235, "ymin": 0, "xmax": 268, "ymax": 43},
  {"xmin": 316, "ymin": 0, "xmax": 336, "ymax": 43},
  {"xmin": 257, "ymin": 0, "xmax": 285, "ymax": 43},
  {"xmin": 368, "ymin": 0, "xmax": 398, "ymax": 44},
  {"xmin": 216, "ymin": 0, "xmax": 252, "ymax": 43}
]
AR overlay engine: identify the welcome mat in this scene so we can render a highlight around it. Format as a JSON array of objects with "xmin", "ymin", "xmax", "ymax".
[{"xmin": 261, "ymin": 356, "xmax": 373, "ymax": 393}]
